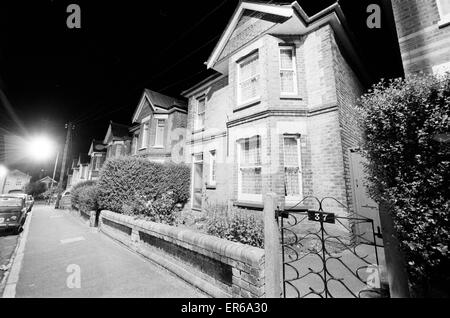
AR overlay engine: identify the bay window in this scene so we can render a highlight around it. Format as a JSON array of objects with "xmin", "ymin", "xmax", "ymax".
[
  {"xmin": 195, "ymin": 97, "xmax": 206, "ymax": 130},
  {"xmin": 155, "ymin": 119, "xmax": 165, "ymax": 147},
  {"xmin": 283, "ymin": 135, "xmax": 302, "ymax": 201},
  {"xmin": 279, "ymin": 47, "xmax": 297, "ymax": 95},
  {"xmin": 237, "ymin": 52, "xmax": 260, "ymax": 105},
  {"xmin": 141, "ymin": 122, "xmax": 149, "ymax": 149},
  {"xmin": 238, "ymin": 136, "xmax": 262, "ymax": 201}
]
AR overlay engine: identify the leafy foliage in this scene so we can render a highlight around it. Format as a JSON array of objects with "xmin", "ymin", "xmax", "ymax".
[
  {"xmin": 205, "ymin": 203, "xmax": 264, "ymax": 248},
  {"xmin": 77, "ymin": 185, "xmax": 99, "ymax": 212},
  {"xmin": 97, "ymin": 156, "xmax": 190, "ymax": 225},
  {"xmin": 25, "ymin": 182, "xmax": 47, "ymax": 197},
  {"xmin": 71, "ymin": 180, "xmax": 96, "ymax": 209},
  {"xmin": 358, "ymin": 73, "xmax": 450, "ymax": 296}
]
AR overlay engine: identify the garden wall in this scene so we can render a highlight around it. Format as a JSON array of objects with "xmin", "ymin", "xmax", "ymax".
[{"xmin": 98, "ymin": 210, "xmax": 265, "ymax": 298}]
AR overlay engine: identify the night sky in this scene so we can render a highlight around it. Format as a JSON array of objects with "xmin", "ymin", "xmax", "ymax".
[{"xmin": 0, "ymin": 0, "xmax": 403, "ymax": 180}]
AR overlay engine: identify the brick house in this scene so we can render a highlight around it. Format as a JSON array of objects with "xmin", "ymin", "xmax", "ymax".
[
  {"xmin": 67, "ymin": 154, "xmax": 90, "ymax": 189},
  {"xmin": 87, "ymin": 139, "xmax": 107, "ymax": 180},
  {"xmin": 0, "ymin": 169, "xmax": 31, "ymax": 194},
  {"xmin": 391, "ymin": 0, "xmax": 450, "ymax": 75},
  {"xmin": 103, "ymin": 121, "xmax": 132, "ymax": 159},
  {"xmin": 129, "ymin": 89, "xmax": 187, "ymax": 163},
  {"xmin": 181, "ymin": 1, "xmax": 371, "ymax": 217}
]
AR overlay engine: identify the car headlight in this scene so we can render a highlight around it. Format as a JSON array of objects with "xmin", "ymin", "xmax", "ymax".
[{"xmin": 10, "ymin": 215, "xmax": 17, "ymax": 221}]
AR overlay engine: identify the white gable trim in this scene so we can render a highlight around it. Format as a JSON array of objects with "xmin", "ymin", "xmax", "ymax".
[
  {"xmin": 206, "ymin": 1, "xmax": 293, "ymax": 70},
  {"xmin": 132, "ymin": 92, "xmax": 155, "ymax": 124},
  {"xmin": 103, "ymin": 125, "xmax": 113, "ymax": 145}
]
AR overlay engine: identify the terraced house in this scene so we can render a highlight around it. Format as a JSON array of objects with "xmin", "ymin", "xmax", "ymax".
[
  {"xmin": 103, "ymin": 121, "xmax": 132, "ymax": 159},
  {"xmin": 87, "ymin": 139, "xmax": 107, "ymax": 181},
  {"xmin": 182, "ymin": 1, "xmax": 375, "ymax": 221},
  {"xmin": 129, "ymin": 89, "xmax": 187, "ymax": 163}
]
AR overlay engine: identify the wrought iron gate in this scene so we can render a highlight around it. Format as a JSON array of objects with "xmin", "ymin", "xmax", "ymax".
[{"xmin": 278, "ymin": 196, "xmax": 383, "ymax": 298}]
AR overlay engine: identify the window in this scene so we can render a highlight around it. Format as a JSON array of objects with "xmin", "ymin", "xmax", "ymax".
[
  {"xmin": 238, "ymin": 136, "xmax": 262, "ymax": 201},
  {"xmin": 238, "ymin": 52, "xmax": 260, "ymax": 104},
  {"xmin": 209, "ymin": 150, "xmax": 217, "ymax": 186},
  {"xmin": 283, "ymin": 135, "xmax": 302, "ymax": 200},
  {"xmin": 279, "ymin": 47, "xmax": 297, "ymax": 95},
  {"xmin": 195, "ymin": 97, "xmax": 206, "ymax": 130},
  {"xmin": 155, "ymin": 119, "xmax": 165, "ymax": 147},
  {"xmin": 437, "ymin": 0, "xmax": 450, "ymax": 24},
  {"xmin": 95, "ymin": 156, "xmax": 104, "ymax": 170},
  {"xmin": 141, "ymin": 122, "xmax": 149, "ymax": 149},
  {"xmin": 132, "ymin": 134, "xmax": 139, "ymax": 155},
  {"xmin": 115, "ymin": 144, "xmax": 122, "ymax": 157}
]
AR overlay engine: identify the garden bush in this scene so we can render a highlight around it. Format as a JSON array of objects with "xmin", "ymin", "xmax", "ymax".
[
  {"xmin": 77, "ymin": 185, "xmax": 99, "ymax": 212},
  {"xmin": 358, "ymin": 73, "xmax": 450, "ymax": 297},
  {"xmin": 97, "ymin": 156, "xmax": 190, "ymax": 224},
  {"xmin": 71, "ymin": 180, "xmax": 96, "ymax": 209},
  {"xmin": 205, "ymin": 204, "xmax": 264, "ymax": 248}
]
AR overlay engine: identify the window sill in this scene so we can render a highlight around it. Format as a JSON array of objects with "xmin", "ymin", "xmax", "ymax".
[
  {"xmin": 280, "ymin": 95, "xmax": 302, "ymax": 100},
  {"xmin": 138, "ymin": 147, "xmax": 147, "ymax": 151},
  {"xmin": 206, "ymin": 184, "xmax": 217, "ymax": 190},
  {"xmin": 233, "ymin": 99, "xmax": 261, "ymax": 112},
  {"xmin": 152, "ymin": 146, "xmax": 164, "ymax": 149},
  {"xmin": 438, "ymin": 19, "xmax": 450, "ymax": 28},
  {"xmin": 233, "ymin": 201, "xmax": 264, "ymax": 210},
  {"xmin": 192, "ymin": 128, "xmax": 205, "ymax": 135}
]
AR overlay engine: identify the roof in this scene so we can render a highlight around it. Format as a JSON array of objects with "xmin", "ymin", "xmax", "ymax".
[
  {"xmin": 205, "ymin": 0, "xmax": 370, "ymax": 84},
  {"xmin": 88, "ymin": 139, "xmax": 107, "ymax": 155},
  {"xmin": 181, "ymin": 72, "xmax": 225, "ymax": 98},
  {"xmin": 144, "ymin": 89, "xmax": 187, "ymax": 110},
  {"xmin": 71, "ymin": 159, "xmax": 79, "ymax": 169},
  {"xmin": 132, "ymin": 89, "xmax": 188, "ymax": 123},
  {"xmin": 37, "ymin": 176, "xmax": 57, "ymax": 184},
  {"xmin": 104, "ymin": 121, "xmax": 131, "ymax": 144}
]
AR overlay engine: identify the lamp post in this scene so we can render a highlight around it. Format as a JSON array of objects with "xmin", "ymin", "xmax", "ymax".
[{"xmin": 51, "ymin": 151, "xmax": 60, "ymax": 190}]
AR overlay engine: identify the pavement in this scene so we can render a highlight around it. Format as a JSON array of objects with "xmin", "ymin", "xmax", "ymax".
[
  {"xmin": 1, "ymin": 204, "xmax": 205, "ymax": 298},
  {"xmin": 0, "ymin": 230, "xmax": 19, "ymax": 285}
]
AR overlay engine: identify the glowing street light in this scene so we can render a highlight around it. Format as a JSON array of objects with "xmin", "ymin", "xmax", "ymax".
[{"xmin": 26, "ymin": 136, "xmax": 56, "ymax": 161}]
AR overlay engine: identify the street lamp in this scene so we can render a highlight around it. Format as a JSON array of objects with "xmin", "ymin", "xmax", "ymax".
[{"xmin": 25, "ymin": 135, "xmax": 59, "ymax": 189}]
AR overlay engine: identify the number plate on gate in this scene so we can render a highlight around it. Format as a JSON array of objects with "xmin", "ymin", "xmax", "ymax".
[{"xmin": 308, "ymin": 211, "xmax": 336, "ymax": 224}]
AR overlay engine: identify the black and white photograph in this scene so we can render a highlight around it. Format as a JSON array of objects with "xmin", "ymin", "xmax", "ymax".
[{"xmin": 0, "ymin": 0, "xmax": 449, "ymax": 304}]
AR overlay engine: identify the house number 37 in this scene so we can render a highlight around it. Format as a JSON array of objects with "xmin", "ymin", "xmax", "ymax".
[{"xmin": 307, "ymin": 211, "xmax": 336, "ymax": 224}]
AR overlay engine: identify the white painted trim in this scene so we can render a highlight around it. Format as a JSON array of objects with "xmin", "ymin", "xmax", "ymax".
[
  {"xmin": 209, "ymin": 150, "xmax": 217, "ymax": 186},
  {"xmin": 206, "ymin": 2, "xmax": 293, "ymax": 69},
  {"xmin": 237, "ymin": 51, "xmax": 261, "ymax": 106},
  {"xmin": 283, "ymin": 135, "xmax": 303, "ymax": 203}
]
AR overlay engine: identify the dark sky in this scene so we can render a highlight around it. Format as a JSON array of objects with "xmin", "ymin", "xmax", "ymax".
[{"xmin": 0, "ymin": 0, "xmax": 403, "ymax": 179}]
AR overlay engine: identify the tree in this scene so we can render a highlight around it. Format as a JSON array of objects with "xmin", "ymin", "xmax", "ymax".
[
  {"xmin": 358, "ymin": 73, "xmax": 450, "ymax": 297},
  {"xmin": 25, "ymin": 181, "xmax": 47, "ymax": 197}
]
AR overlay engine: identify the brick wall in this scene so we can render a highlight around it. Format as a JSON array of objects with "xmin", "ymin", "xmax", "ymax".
[
  {"xmin": 99, "ymin": 210, "xmax": 265, "ymax": 298},
  {"xmin": 392, "ymin": 0, "xmax": 450, "ymax": 74}
]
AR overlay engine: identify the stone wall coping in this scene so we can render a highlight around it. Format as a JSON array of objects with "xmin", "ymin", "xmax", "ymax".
[{"xmin": 100, "ymin": 210, "xmax": 264, "ymax": 267}]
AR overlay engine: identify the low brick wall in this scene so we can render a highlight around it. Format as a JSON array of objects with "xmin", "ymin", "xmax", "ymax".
[{"xmin": 99, "ymin": 210, "xmax": 265, "ymax": 298}]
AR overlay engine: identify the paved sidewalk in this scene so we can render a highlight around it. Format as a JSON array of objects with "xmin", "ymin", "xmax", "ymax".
[{"xmin": 8, "ymin": 205, "xmax": 205, "ymax": 298}]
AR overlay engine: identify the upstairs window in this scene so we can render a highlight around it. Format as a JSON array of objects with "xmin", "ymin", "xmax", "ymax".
[
  {"xmin": 141, "ymin": 122, "xmax": 149, "ymax": 149},
  {"xmin": 238, "ymin": 136, "xmax": 262, "ymax": 201},
  {"xmin": 155, "ymin": 119, "xmax": 165, "ymax": 147},
  {"xmin": 209, "ymin": 150, "xmax": 217, "ymax": 186},
  {"xmin": 238, "ymin": 52, "xmax": 260, "ymax": 105},
  {"xmin": 195, "ymin": 97, "xmax": 206, "ymax": 130},
  {"xmin": 437, "ymin": 0, "xmax": 450, "ymax": 24},
  {"xmin": 279, "ymin": 47, "xmax": 297, "ymax": 95}
]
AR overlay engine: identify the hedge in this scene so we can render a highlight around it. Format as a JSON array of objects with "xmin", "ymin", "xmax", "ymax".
[
  {"xmin": 97, "ymin": 157, "xmax": 190, "ymax": 219},
  {"xmin": 71, "ymin": 180, "xmax": 96, "ymax": 209},
  {"xmin": 358, "ymin": 73, "xmax": 450, "ymax": 297}
]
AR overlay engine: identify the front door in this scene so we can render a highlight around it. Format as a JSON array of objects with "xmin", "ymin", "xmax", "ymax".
[
  {"xmin": 192, "ymin": 154, "xmax": 203, "ymax": 210},
  {"xmin": 349, "ymin": 149, "xmax": 383, "ymax": 245}
]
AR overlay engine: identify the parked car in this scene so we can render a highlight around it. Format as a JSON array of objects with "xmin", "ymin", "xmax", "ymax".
[
  {"xmin": 0, "ymin": 195, "xmax": 27, "ymax": 233},
  {"xmin": 5, "ymin": 193, "xmax": 33, "ymax": 212}
]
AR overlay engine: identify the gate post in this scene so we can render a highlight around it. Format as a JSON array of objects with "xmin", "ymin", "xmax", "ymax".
[
  {"xmin": 264, "ymin": 193, "xmax": 282, "ymax": 298},
  {"xmin": 379, "ymin": 201, "xmax": 411, "ymax": 298}
]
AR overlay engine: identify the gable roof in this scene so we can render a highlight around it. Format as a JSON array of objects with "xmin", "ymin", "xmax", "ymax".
[
  {"xmin": 206, "ymin": 0, "xmax": 370, "ymax": 84},
  {"xmin": 78, "ymin": 153, "xmax": 90, "ymax": 166},
  {"xmin": 88, "ymin": 139, "xmax": 107, "ymax": 156},
  {"xmin": 132, "ymin": 89, "xmax": 187, "ymax": 124},
  {"xmin": 103, "ymin": 121, "xmax": 131, "ymax": 144},
  {"xmin": 37, "ymin": 176, "xmax": 57, "ymax": 184}
]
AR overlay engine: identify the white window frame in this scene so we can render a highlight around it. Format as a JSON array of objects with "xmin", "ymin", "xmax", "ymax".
[
  {"xmin": 283, "ymin": 134, "xmax": 303, "ymax": 204},
  {"xmin": 209, "ymin": 150, "xmax": 217, "ymax": 186},
  {"xmin": 140, "ymin": 122, "xmax": 149, "ymax": 150},
  {"xmin": 237, "ymin": 51, "xmax": 260, "ymax": 105},
  {"xmin": 154, "ymin": 119, "xmax": 165, "ymax": 148},
  {"xmin": 279, "ymin": 46, "xmax": 298, "ymax": 96},
  {"xmin": 237, "ymin": 136, "xmax": 263, "ymax": 202},
  {"xmin": 194, "ymin": 97, "xmax": 206, "ymax": 131},
  {"xmin": 437, "ymin": 0, "xmax": 450, "ymax": 26}
]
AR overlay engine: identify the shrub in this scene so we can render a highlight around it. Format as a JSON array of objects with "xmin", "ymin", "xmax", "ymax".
[
  {"xmin": 205, "ymin": 204, "xmax": 264, "ymax": 248},
  {"xmin": 97, "ymin": 156, "xmax": 190, "ymax": 224},
  {"xmin": 78, "ymin": 185, "xmax": 99, "ymax": 212},
  {"xmin": 25, "ymin": 181, "xmax": 47, "ymax": 197},
  {"xmin": 358, "ymin": 73, "xmax": 450, "ymax": 297},
  {"xmin": 71, "ymin": 180, "xmax": 96, "ymax": 209}
]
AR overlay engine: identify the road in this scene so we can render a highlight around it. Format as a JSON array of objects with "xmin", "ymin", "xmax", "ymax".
[{"xmin": 2, "ymin": 204, "xmax": 205, "ymax": 298}]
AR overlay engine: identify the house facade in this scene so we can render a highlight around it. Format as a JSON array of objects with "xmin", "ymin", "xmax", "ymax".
[
  {"xmin": 104, "ymin": 121, "xmax": 132, "ymax": 160},
  {"xmin": 87, "ymin": 140, "xmax": 107, "ymax": 180},
  {"xmin": 0, "ymin": 169, "xmax": 31, "ymax": 194},
  {"xmin": 391, "ymin": 0, "xmax": 450, "ymax": 75},
  {"xmin": 66, "ymin": 154, "xmax": 90, "ymax": 190},
  {"xmin": 129, "ymin": 89, "xmax": 187, "ymax": 163},
  {"xmin": 37, "ymin": 176, "xmax": 58, "ymax": 190},
  {"xmin": 182, "ymin": 1, "xmax": 369, "ymax": 216}
]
